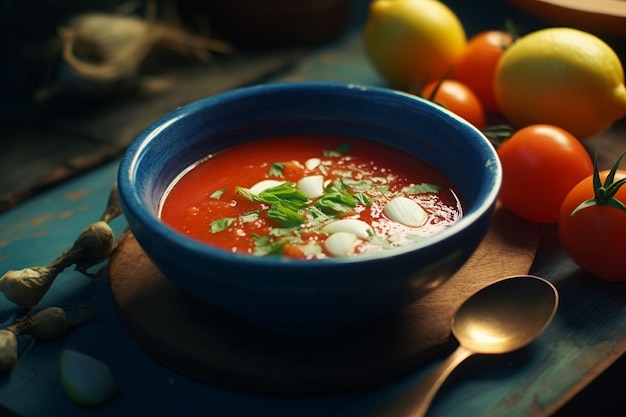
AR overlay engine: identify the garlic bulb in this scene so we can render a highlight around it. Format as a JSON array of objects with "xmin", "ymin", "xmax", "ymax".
[
  {"xmin": 383, "ymin": 196, "xmax": 428, "ymax": 227},
  {"xmin": 24, "ymin": 307, "xmax": 68, "ymax": 340},
  {"xmin": 0, "ymin": 267, "xmax": 60, "ymax": 308},
  {"xmin": 59, "ymin": 12, "xmax": 231, "ymax": 82},
  {"xmin": 75, "ymin": 221, "xmax": 116, "ymax": 265}
]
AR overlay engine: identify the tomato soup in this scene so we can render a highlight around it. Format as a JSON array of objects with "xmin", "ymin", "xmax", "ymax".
[{"xmin": 159, "ymin": 135, "xmax": 463, "ymax": 259}]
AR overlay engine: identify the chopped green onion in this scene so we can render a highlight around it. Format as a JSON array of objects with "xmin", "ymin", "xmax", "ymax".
[
  {"xmin": 237, "ymin": 186, "xmax": 263, "ymax": 203},
  {"xmin": 323, "ymin": 142, "xmax": 351, "ymax": 157},
  {"xmin": 261, "ymin": 184, "xmax": 308, "ymax": 208},
  {"xmin": 366, "ymin": 232, "xmax": 393, "ymax": 249},
  {"xmin": 210, "ymin": 217, "xmax": 235, "ymax": 233},
  {"xmin": 354, "ymin": 192, "xmax": 373, "ymax": 206},
  {"xmin": 240, "ymin": 210, "xmax": 260, "ymax": 223},
  {"xmin": 301, "ymin": 242, "xmax": 323, "ymax": 257},
  {"xmin": 251, "ymin": 234, "xmax": 270, "ymax": 245},
  {"xmin": 269, "ymin": 227, "xmax": 299, "ymax": 237},
  {"xmin": 406, "ymin": 234, "xmax": 428, "ymax": 243},
  {"xmin": 341, "ymin": 177, "xmax": 372, "ymax": 192},
  {"xmin": 304, "ymin": 206, "xmax": 332, "ymax": 226},
  {"xmin": 237, "ymin": 183, "xmax": 309, "ymax": 227},
  {"xmin": 402, "ymin": 183, "xmax": 440, "ymax": 194},
  {"xmin": 237, "ymin": 183, "xmax": 308, "ymax": 210},
  {"xmin": 315, "ymin": 179, "xmax": 357, "ymax": 214},
  {"xmin": 269, "ymin": 162, "xmax": 285, "ymax": 177},
  {"xmin": 210, "ymin": 188, "xmax": 227, "ymax": 199},
  {"xmin": 373, "ymin": 184, "xmax": 391, "ymax": 193},
  {"xmin": 251, "ymin": 234, "xmax": 293, "ymax": 256},
  {"xmin": 267, "ymin": 204, "xmax": 306, "ymax": 227}
]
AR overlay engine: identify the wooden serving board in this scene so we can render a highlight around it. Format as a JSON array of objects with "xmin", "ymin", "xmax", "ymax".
[{"xmin": 108, "ymin": 204, "xmax": 540, "ymax": 395}]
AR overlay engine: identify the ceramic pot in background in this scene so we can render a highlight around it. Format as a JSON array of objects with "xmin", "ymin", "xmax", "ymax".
[{"xmin": 179, "ymin": 0, "xmax": 354, "ymax": 48}]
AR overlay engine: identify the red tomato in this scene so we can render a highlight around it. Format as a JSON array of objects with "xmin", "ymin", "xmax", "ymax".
[
  {"xmin": 422, "ymin": 79, "xmax": 486, "ymax": 129},
  {"xmin": 558, "ymin": 169, "xmax": 626, "ymax": 281},
  {"xmin": 451, "ymin": 30, "xmax": 513, "ymax": 114},
  {"xmin": 497, "ymin": 124, "xmax": 593, "ymax": 223}
]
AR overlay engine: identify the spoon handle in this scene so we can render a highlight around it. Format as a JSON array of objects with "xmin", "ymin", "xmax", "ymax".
[{"xmin": 369, "ymin": 345, "xmax": 474, "ymax": 417}]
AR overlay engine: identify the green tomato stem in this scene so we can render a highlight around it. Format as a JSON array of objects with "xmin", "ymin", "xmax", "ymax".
[{"xmin": 570, "ymin": 149, "xmax": 626, "ymax": 216}]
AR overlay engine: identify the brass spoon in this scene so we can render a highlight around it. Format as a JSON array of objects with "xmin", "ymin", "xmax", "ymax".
[{"xmin": 370, "ymin": 275, "xmax": 559, "ymax": 417}]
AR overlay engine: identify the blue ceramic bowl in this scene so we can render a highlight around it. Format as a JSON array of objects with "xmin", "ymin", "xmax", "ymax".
[{"xmin": 118, "ymin": 82, "xmax": 501, "ymax": 333}]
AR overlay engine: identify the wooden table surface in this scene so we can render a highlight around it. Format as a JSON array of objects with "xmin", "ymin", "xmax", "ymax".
[{"xmin": 2, "ymin": 1, "xmax": 626, "ymax": 416}]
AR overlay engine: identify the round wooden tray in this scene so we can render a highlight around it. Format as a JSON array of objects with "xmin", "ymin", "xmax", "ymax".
[
  {"xmin": 108, "ymin": 206, "xmax": 540, "ymax": 395},
  {"xmin": 507, "ymin": 0, "xmax": 626, "ymax": 38}
]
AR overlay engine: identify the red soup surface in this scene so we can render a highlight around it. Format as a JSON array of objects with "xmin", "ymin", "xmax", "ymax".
[{"xmin": 160, "ymin": 135, "xmax": 463, "ymax": 260}]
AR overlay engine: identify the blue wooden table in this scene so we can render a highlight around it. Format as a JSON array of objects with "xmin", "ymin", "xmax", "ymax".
[{"xmin": 3, "ymin": 1, "xmax": 626, "ymax": 416}]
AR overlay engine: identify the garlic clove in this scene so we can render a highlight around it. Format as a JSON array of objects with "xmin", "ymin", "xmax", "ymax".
[
  {"xmin": 0, "ymin": 266, "xmax": 58, "ymax": 308},
  {"xmin": 297, "ymin": 175, "xmax": 325, "ymax": 199},
  {"xmin": 60, "ymin": 349, "xmax": 118, "ymax": 407},
  {"xmin": 322, "ymin": 219, "xmax": 373, "ymax": 238},
  {"xmin": 0, "ymin": 329, "xmax": 18, "ymax": 370},
  {"xmin": 27, "ymin": 307, "xmax": 68, "ymax": 339},
  {"xmin": 384, "ymin": 196, "xmax": 428, "ymax": 227},
  {"xmin": 305, "ymin": 158, "xmax": 322, "ymax": 171},
  {"xmin": 249, "ymin": 180, "xmax": 286, "ymax": 195},
  {"xmin": 325, "ymin": 232, "xmax": 358, "ymax": 257}
]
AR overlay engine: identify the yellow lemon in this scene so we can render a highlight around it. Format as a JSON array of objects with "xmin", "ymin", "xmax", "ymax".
[
  {"xmin": 494, "ymin": 27, "xmax": 626, "ymax": 139},
  {"xmin": 363, "ymin": 0, "xmax": 467, "ymax": 89}
]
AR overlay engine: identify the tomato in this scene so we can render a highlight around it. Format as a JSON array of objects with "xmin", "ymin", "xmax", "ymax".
[
  {"xmin": 451, "ymin": 30, "xmax": 513, "ymax": 114},
  {"xmin": 558, "ymin": 168, "xmax": 626, "ymax": 281},
  {"xmin": 497, "ymin": 124, "xmax": 593, "ymax": 223},
  {"xmin": 422, "ymin": 79, "xmax": 486, "ymax": 129}
]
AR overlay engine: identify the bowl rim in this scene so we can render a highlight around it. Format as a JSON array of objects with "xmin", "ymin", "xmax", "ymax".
[{"xmin": 118, "ymin": 81, "xmax": 502, "ymax": 268}]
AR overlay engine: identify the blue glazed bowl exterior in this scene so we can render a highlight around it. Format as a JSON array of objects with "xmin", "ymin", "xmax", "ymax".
[{"xmin": 118, "ymin": 82, "xmax": 502, "ymax": 333}]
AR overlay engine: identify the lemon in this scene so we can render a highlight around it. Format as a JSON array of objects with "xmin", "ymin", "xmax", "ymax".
[
  {"xmin": 494, "ymin": 27, "xmax": 626, "ymax": 139},
  {"xmin": 363, "ymin": 0, "xmax": 467, "ymax": 89}
]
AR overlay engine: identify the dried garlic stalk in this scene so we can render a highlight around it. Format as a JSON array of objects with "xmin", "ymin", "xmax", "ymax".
[
  {"xmin": 8, "ymin": 306, "xmax": 92, "ymax": 340},
  {"xmin": 19, "ymin": 307, "xmax": 68, "ymax": 340},
  {"xmin": 100, "ymin": 182, "xmax": 122, "ymax": 223},
  {"xmin": 51, "ymin": 220, "xmax": 117, "ymax": 275},
  {"xmin": 0, "ymin": 306, "xmax": 93, "ymax": 370},
  {"xmin": 0, "ymin": 185, "xmax": 122, "ymax": 308},
  {"xmin": 59, "ymin": 10, "xmax": 231, "ymax": 82},
  {"xmin": 0, "ymin": 267, "xmax": 61, "ymax": 308}
]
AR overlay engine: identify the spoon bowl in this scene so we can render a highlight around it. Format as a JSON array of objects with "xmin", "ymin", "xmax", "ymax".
[
  {"xmin": 371, "ymin": 275, "xmax": 559, "ymax": 417},
  {"xmin": 453, "ymin": 275, "xmax": 559, "ymax": 354}
]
